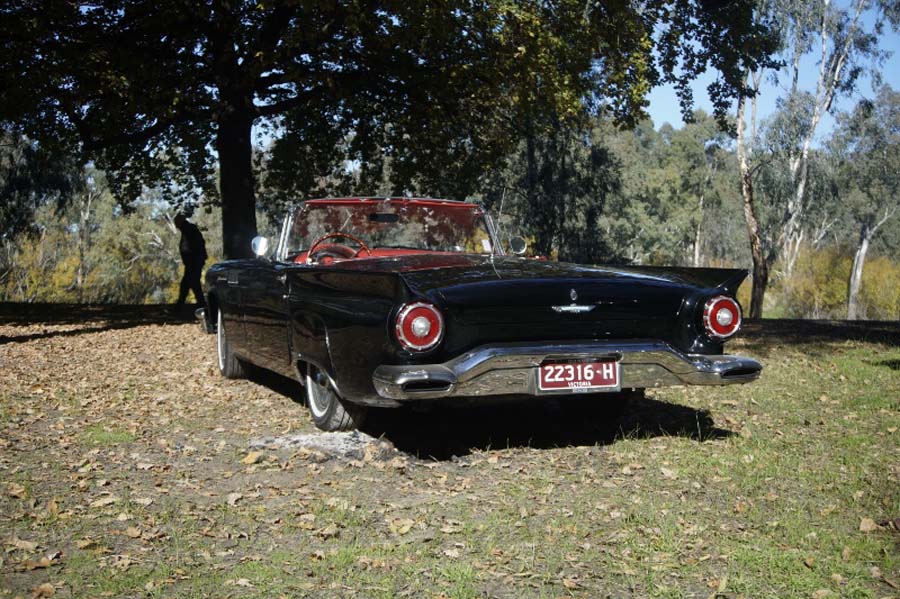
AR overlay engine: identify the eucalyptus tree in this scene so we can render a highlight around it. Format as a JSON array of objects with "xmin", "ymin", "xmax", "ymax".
[
  {"xmin": 660, "ymin": 111, "xmax": 732, "ymax": 266},
  {"xmin": 1, "ymin": 0, "xmax": 776, "ymax": 258},
  {"xmin": 735, "ymin": 0, "xmax": 899, "ymax": 317},
  {"xmin": 831, "ymin": 86, "xmax": 900, "ymax": 319},
  {"xmin": 480, "ymin": 114, "xmax": 623, "ymax": 263},
  {"xmin": 0, "ymin": 133, "xmax": 81, "ymax": 241}
]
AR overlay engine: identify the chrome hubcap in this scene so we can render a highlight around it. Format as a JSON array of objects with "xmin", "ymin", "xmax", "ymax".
[
  {"xmin": 306, "ymin": 367, "xmax": 333, "ymax": 418},
  {"xmin": 216, "ymin": 311, "xmax": 225, "ymax": 371}
]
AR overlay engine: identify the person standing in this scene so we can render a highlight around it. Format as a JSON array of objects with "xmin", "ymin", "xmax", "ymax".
[{"xmin": 174, "ymin": 212, "xmax": 208, "ymax": 308}]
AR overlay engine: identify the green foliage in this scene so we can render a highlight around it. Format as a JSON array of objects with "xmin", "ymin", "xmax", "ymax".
[
  {"xmin": 0, "ymin": 133, "xmax": 82, "ymax": 239},
  {"xmin": 859, "ymin": 255, "xmax": 900, "ymax": 319},
  {"xmin": 832, "ymin": 85, "xmax": 900, "ymax": 231},
  {"xmin": 593, "ymin": 112, "xmax": 743, "ymax": 267},
  {"xmin": 480, "ymin": 116, "xmax": 623, "ymax": 262},
  {"xmin": 1, "ymin": 198, "xmax": 180, "ymax": 304},
  {"xmin": 0, "ymin": 0, "xmax": 778, "ymax": 257},
  {"xmin": 773, "ymin": 246, "xmax": 900, "ymax": 319},
  {"xmin": 774, "ymin": 247, "xmax": 851, "ymax": 319}
]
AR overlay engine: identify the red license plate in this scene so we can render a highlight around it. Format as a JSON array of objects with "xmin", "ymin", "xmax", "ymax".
[{"xmin": 538, "ymin": 359, "xmax": 619, "ymax": 392}]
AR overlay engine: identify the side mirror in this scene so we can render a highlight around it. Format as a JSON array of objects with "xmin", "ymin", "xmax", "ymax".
[
  {"xmin": 508, "ymin": 235, "xmax": 528, "ymax": 256},
  {"xmin": 251, "ymin": 236, "xmax": 270, "ymax": 258}
]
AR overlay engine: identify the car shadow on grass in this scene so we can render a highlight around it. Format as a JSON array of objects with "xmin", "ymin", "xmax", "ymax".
[
  {"xmin": 363, "ymin": 396, "xmax": 735, "ymax": 460},
  {"xmin": 248, "ymin": 367, "xmax": 734, "ymax": 460}
]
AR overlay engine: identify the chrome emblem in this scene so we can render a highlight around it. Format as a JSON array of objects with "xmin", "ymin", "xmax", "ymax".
[
  {"xmin": 552, "ymin": 304, "xmax": 595, "ymax": 314},
  {"xmin": 553, "ymin": 289, "xmax": 595, "ymax": 313}
]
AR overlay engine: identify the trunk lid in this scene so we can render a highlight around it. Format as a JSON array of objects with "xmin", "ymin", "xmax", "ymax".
[{"xmin": 397, "ymin": 256, "xmax": 746, "ymax": 354}]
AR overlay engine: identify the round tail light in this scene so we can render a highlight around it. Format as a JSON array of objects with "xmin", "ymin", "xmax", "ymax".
[
  {"xmin": 395, "ymin": 302, "xmax": 444, "ymax": 351},
  {"xmin": 703, "ymin": 295, "xmax": 742, "ymax": 339}
]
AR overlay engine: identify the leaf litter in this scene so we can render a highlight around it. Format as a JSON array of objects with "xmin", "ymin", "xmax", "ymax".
[{"xmin": 1, "ymin": 310, "xmax": 899, "ymax": 598}]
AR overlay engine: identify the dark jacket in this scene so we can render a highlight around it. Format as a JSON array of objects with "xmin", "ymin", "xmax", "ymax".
[{"xmin": 179, "ymin": 221, "xmax": 208, "ymax": 265}]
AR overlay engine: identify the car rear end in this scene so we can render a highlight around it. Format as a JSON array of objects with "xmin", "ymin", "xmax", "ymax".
[{"xmin": 371, "ymin": 259, "xmax": 761, "ymax": 402}]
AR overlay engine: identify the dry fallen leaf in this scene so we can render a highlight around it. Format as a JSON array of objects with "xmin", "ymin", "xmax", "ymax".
[
  {"xmin": 21, "ymin": 556, "xmax": 51, "ymax": 571},
  {"xmin": 125, "ymin": 527, "xmax": 142, "ymax": 538},
  {"xmin": 226, "ymin": 493, "xmax": 242, "ymax": 507},
  {"xmin": 31, "ymin": 583, "xmax": 55, "ymax": 598},
  {"xmin": 660, "ymin": 467, "xmax": 678, "ymax": 480},
  {"xmin": 241, "ymin": 451, "xmax": 264, "ymax": 465},
  {"xmin": 441, "ymin": 521, "xmax": 463, "ymax": 534},
  {"xmin": 108, "ymin": 554, "xmax": 133, "ymax": 570},
  {"xmin": 7, "ymin": 482, "xmax": 27, "ymax": 499},
  {"xmin": 388, "ymin": 517, "xmax": 415, "ymax": 535},
  {"xmin": 89, "ymin": 495, "xmax": 119, "ymax": 508},
  {"xmin": 5, "ymin": 537, "xmax": 38, "ymax": 551},
  {"xmin": 859, "ymin": 518, "xmax": 881, "ymax": 533}
]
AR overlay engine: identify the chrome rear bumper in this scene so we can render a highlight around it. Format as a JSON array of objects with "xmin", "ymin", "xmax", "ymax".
[{"xmin": 372, "ymin": 340, "xmax": 761, "ymax": 401}]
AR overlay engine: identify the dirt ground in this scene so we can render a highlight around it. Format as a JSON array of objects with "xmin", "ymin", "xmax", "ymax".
[{"xmin": 1, "ymin": 305, "xmax": 898, "ymax": 598}]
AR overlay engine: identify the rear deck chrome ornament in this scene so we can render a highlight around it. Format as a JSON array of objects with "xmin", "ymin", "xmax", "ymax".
[
  {"xmin": 552, "ymin": 288, "xmax": 594, "ymax": 313},
  {"xmin": 552, "ymin": 304, "xmax": 595, "ymax": 313}
]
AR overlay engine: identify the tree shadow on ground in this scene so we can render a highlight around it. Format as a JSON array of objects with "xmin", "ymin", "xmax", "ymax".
[
  {"xmin": 872, "ymin": 359, "xmax": 900, "ymax": 371},
  {"xmin": 249, "ymin": 367, "xmax": 734, "ymax": 460},
  {"xmin": 739, "ymin": 319, "xmax": 900, "ymax": 357},
  {"xmin": 0, "ymin": 303, "xmax": 197, "ymax": 344}
]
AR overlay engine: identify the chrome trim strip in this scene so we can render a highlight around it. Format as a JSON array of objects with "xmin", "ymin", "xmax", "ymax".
[
  {"xmin": 551, "ymin": 304, "xmax": 596, "ymax": 313},
  {"xmin": 483, "ymin": 212, "xmax": 504, "ymax": 256},
  {"xmin": 372, "ymin": 340, "xmax": 762, "ymax": 401}
]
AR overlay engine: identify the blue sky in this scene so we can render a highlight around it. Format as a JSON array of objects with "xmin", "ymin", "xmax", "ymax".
[{"xmin": 645, "ymin": 13, "xmax": 900, "ymax": 141}]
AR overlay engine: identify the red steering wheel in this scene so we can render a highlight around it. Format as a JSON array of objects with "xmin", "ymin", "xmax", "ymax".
[{"xmin": 305, "ymin": 232, "xmax": 372, "ymax": 265}]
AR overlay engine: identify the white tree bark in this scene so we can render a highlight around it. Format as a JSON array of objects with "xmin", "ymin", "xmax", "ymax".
[
  {"xmin": 782, "ymin": 0, "xmax": 865, "ymax": 276},
  {"xmin": 846, "ymin": 225, "xmax": 870, "ymax": 320},
  {"xmin": 847, "ymin": 206, "xmax": 897, "ymax": 320}
]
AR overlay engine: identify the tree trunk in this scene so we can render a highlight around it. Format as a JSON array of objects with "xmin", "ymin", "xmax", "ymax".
[
  {"xmin": 692, "ymin": 194, "xmax": 704, "ymax": 267},
  {"xmin": 741, "ymin": 165, "xmax": 768, "ymax": 319},
  {"xmin": 75, "ymin": 186, "xmax": 96, "ymax": 302},
  {"xmin": 736, "ymin": 91, "xmax": 767, "ymax": 319},
  {"xmin": 846, "ymin": 222, "xmax": 870, "ymax": 320},
  {"xmin": 216, "ymin": 110, "xmax": 257, "ymax": 259},
  {"xmin": 524, "ymin": 120, "xmax": 548, "ymax": 257}
]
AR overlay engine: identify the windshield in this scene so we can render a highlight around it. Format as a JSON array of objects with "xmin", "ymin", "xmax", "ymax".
[{"xmin": 286, "ymin": 200, "xmax": 496, "ymax": 257}]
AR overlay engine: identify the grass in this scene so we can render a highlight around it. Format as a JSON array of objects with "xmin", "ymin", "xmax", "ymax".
[
  {"xmin": 81, "ymin": 423, "xmax": 136, "ymax": 446},
  {"xmin": 1, "ymin": 315, "xmax": 898, "ymax": 598}
]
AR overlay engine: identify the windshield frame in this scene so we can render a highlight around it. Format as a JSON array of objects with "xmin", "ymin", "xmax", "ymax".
[{"xmin": 276, "ymin": 198, "xmax": 504, "ymax": 262}]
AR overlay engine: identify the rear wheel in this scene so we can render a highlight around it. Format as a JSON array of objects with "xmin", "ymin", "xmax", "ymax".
[
  {"xmin": 305, "ymin": 364, "xmax": 365, "ymax": 431},
  {"xmin": 216, "ymin": 309, "xmax": 247, "ymax": 379}
]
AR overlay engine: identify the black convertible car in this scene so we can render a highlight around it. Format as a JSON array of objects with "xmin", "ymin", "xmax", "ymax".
[{"xmin": 198, "ymin": 197, "xmax": 761, "ymax": 431}]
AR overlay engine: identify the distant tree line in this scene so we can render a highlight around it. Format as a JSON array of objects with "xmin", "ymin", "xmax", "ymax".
[
  {"xmin": 2, "ymin": 94, "xmax": 898, "ymax": 319},
  {"xmin": 1, "ymin": 0, "xmax": 899, "ymax": 319}
]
